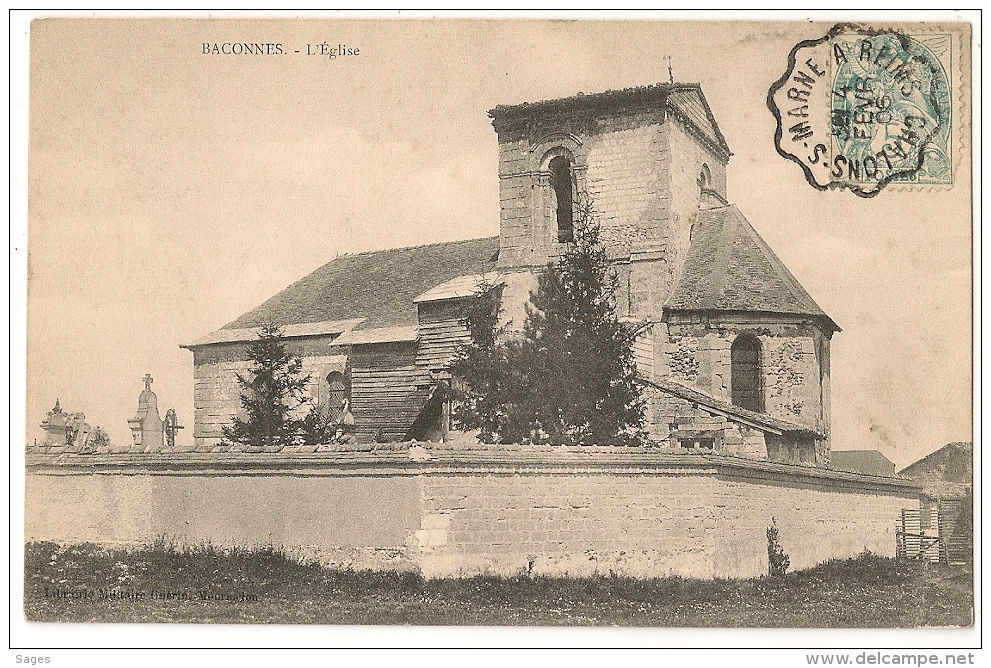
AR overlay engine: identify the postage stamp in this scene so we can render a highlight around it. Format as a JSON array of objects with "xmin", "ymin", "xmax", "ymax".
[{"xmin": 769, "ymin": 24, "xmax": 957, "ymax": 197}]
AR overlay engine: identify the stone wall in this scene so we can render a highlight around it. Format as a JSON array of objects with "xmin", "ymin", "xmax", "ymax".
[
  {"xmin": 190, "ymin": 336, "xmax": 346, "ymax": 449},
  {"xmin": 664, "ymin": 117, "xmax": 728, "ymax": 298},
  {"xmin": 496, "ymin": 109, "xmax": 671, "ymax": 271},
  {"xmin": 664, "ymin": 315, "xmax": 830, "ymax": 438},
  {"xmin": 25, "ymin": 452, "xmax": 422, "ymax": 570},
  {"xmin": 494, "ymin": 102, "xmax": 729, "ymax": 326},
  {"xmin": 646, "ymin": 388, "xmax": 770, "ymax": 460},
  {"xmin": 26, "ymin": 447, "xmax": 918, "ymax": 580}
]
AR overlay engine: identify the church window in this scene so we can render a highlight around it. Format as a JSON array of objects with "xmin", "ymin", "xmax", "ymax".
[
  {"xmin": 731, "ymin": 333, "xmax": 763, "ymax": 413},
  {"xmin": 548, "ymin": 155, "xmax": 574, "ymax": 243},
  {"xmin": 699, "ymin": 163, "xmax": 711, "ymax": 196},
  {"xmin": 324, "ymin": 371, "xmax": 349, "ymax": 423}
]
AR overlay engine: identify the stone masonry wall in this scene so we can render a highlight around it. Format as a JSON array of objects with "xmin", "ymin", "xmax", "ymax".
[
  {"xmin": 416, "ymin": 471, "xmax": 719, "ymax": 578},
  {"xmin": 711, "ymin": 473, "xmax": 912, "ymax": 578},
  {"xmin": 663, "ymin": 118, "xmax": 728, "ymax": 303},
  {"xmin": 191, "ymin": 336, "xmax": 345, "ymax": 449},
  {"xmin": 646, "ymin": 389, "xmax": 768, "ymax": 460},
  {"xmin": 495, "ymin": 109, "xmax": 729, "ymax": 326},
  {"xmin": 25, "ymin": 463, "xmax": 422, "ymax": 570},
  {"xmin": 497, "ymin": 110, "xmax": 671, "ymax": 271},
  {"xmin": 413, "ymin": 458, "xmax": 917, "ymax": 579},
  {"xmin": 663, "ymin": 317, "xmax": 828, "ymax": 436},
  {"xmin": 26, "ymin": 450, "xmax": 918, "ymax": 580}
]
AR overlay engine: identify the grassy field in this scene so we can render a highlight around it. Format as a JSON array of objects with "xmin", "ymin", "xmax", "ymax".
[{"xmin": 24, "ymin": 541, "xmax": 973, "ymax": 627}]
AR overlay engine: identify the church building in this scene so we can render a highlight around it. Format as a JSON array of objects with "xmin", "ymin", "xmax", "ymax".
[{"xmin": 182, "ymin": 82, "xmax": 839, "ymax": 465}]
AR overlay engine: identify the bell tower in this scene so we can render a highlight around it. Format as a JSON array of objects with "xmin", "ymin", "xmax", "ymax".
[{"xmin": 488, "ymin": 83, "xmax": 731, "ymax": 321}]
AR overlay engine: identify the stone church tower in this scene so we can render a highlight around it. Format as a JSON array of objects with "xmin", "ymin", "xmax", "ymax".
[
  {"xmin": 489, "ymin": 84, "xmax": 729, "ymax": 317},
  {"xmin": 489, "ymin": 84, "xmax": 838, "ymax": 464}
]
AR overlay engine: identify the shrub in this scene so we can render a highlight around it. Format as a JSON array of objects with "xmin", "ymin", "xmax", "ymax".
[{"xmin": 766, "ymin": 517, "xmax": 790, "ymax": 576}]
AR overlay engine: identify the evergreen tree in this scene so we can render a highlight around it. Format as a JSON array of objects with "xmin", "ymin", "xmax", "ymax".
[
  {"xmin": 222, "ymin": 323, "xmax": 312, "ymax": 450},
  {"xmin": 450, "ymin": 197, "xmax": 646, "ymax": 445}
]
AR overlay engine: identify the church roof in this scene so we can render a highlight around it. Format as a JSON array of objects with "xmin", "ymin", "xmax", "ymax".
[
  {"xmin": 213, "ymin": 236, "xmax": 501, "ymax": 339},
  {"xmin": 830, "ymin": 450, "xmax": 897, "ymax": 477},
  {"xmin": 664, "ymin": 204, "xmax": 840, "ymax": 333},
  {"xmin": 646, "ymin": 378, "xmax": 823, "ymax": 438},
  {"xmin": 898, "ymin": 441, "xmax": 973, "ymax": 482},
  {"xmin": 488, "ymin": 82, "xmax": 731, "ymax": 160}
]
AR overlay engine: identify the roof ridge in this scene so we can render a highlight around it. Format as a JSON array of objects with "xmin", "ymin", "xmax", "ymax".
[
  {"xmin": 213, "ymin": 235, "xmax": 501, "ymax": 334},
  {"xmin": 336, "ymin": 235, "xmax": 499, "ymax": 259},
  {"xmin": 709, "ymin": 207, "xmax": 735, "ymax": 304},
  {"xmin": 898, "ymin": 441, "xmax": 973, "ymax": 474},
  {"xmin": 488, "ymin": 82, "xmax": 700, "ymax": 114},
  {"xmin": 665, "ymin": 204, "xmax": 839, "ymax": 332}
]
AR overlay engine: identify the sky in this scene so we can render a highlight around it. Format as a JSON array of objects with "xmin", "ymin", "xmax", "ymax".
[{"xmin": 20, "ymin": 16, "xmax": 973, "ymax": 468}]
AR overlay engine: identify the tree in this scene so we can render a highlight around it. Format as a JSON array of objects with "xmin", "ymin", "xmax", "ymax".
[
  {"xmin": 449, "ymin": 196, "xmax": 646, "ymax": 445},
  {"xmin": 222, "ymin": 323, "xmax": 313, "ymax": 450}
]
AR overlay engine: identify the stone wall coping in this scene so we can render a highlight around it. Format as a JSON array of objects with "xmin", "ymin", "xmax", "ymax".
[{"xmin": 26, "ymin": 446, "xmax": 922, "ymax": 495}]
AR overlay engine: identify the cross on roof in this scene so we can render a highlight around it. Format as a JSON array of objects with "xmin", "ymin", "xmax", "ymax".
[{"xmin": 143, "ymin": 374, "xmax": 153, "ymax": 391}]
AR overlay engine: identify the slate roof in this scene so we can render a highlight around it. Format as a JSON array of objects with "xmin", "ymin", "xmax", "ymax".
[
  {"xmin": 216, "ymin": 237, "xmax": 501, "ymax": 337},
  {"xmin": 899, "ymin": 441, "xmax": 973, "ymax": 481},
  {"xmin": 830, "ymin": 450, "xmax": 897, "ymax": 477},
  {"xmin": 664, "ymin": 205, "xmax": 840, "ymax": 333},
  {"xmin": 898, "ymin": 442, "xmax": 973, "ymax": 498},
  {"xmin": 645, "ymin": 378, "xmax": 824, "ymax": 438}
]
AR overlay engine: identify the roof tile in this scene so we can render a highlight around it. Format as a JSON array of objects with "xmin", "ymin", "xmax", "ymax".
[
  {"xmin": 665, "ymin": 205, "xmax": 839, "ymax": 332},
  {"xmin": 222, "ymin": 237, "xmax": 500, "ymax": 332}
]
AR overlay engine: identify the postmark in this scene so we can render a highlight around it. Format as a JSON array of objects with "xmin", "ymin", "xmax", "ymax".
[{"xmin": 769, "ymin": 25, "xmax": 953, "ymax": 197}]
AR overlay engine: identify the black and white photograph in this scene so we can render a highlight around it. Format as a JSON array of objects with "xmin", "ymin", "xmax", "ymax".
[{"xmin": 11, "ymin": 10, "xmax": 978, "ymax": 657}]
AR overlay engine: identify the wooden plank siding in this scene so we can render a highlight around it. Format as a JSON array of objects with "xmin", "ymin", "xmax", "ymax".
[
  {"xmin": 416, "ymin": 301, "xmax": 472, "ymax": 375},
  {"xmin": 350, "ymin": 341, "xmax": 433, "ymax": 441}
]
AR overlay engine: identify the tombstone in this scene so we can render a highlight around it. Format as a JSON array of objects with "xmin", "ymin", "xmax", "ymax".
[
  {"xmin": 127, "ymin": 374, "xmax": 164, "ymax": 452},
  {"xmin": 39, "ymin": 399, "xmax": 99, "ymax": 453},
  {"xmin": 39, "ymin": 399, "xmax": 67, "ymax": 449},
  {"xmin": 64, "ymin": 412, "xmax": 91, "ymax": 453}
]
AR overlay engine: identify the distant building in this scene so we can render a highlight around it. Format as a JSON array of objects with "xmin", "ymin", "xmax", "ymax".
[
  {"xmin": 899, "ymin": 441, "xmax": 973, "ymax": 500},
  {"xmin": 830, "ymin": 450, "xmax": 896, "ymax": 477},
  {"xmin": 183, "ymin": 83, "xmax": 839, "ymax": 463},
  {"xmin": 899, "ymin": 441, "xmax": 973, "ymax": 564}
]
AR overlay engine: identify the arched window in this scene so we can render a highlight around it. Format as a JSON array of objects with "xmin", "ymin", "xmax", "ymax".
[
  {"xmin": 698, "ymin": 163, "xmax": 711, "ymax": 197},
  {"xmin": 324, "ymin": 371, "xmax": 349, "ymax": 423},
  {"xmin": 548, "ymin": 155, "xmax": 574, "ymax": 243},
  {"xmin": 731, "ymin": 334, "xmax": 763, "ymax": 413}
]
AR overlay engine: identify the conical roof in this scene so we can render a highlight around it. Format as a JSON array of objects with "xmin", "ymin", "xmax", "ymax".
[{"xmin": 665, "ymin": 205, "xmax": 839, "ymax": 332}]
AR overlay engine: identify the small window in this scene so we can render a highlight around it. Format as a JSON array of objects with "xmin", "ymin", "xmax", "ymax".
[
  {"xmin": 680, "ymin": 437, "xmax": 714, "ymax": 451},
  {"xmin": 731, "ymin": 334, "xmax": 763, "ymax": 413},
  {"xmin": 548, "ymin": 155, "xmax": 574, "ymax": 243},
  {"xmin": 325, "ymin": 371, "xmax": 348, "ymax": 423},
  {"xmin": 699, "ymin": 163, "xmax": 711, "ymax": 194}
]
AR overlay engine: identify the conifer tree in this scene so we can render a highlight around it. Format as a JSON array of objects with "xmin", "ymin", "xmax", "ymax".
[
  {"xmin": 222, "ymin": 323, "xmax": 312, "ymax": 450},
  {"xmin": 450, "ymin": 197, "xmax": 646, "ymax": 445}
]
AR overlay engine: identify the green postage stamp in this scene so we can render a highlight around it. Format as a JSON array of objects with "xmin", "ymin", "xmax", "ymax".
[{"xmin": 769, "ymin": 24, "xmax": 961, "ymax": 197}]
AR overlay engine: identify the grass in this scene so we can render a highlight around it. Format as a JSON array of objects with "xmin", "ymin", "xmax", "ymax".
[{"xmin": 23, "ymin": 541, "xmax": 973, "ymax": 627}]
